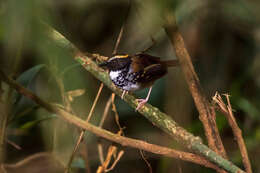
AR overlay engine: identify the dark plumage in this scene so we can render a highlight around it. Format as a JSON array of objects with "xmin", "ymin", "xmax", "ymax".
[{"xmin": 99, "ymin": 53, "xmax": 179, "ymax": 110}]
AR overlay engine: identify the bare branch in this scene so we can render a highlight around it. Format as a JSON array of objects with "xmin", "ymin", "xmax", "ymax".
[
  {"xmin": 105, "ymin": 150, "xmax": 124, "ymax": 172},
  {"xmin": 65, "ymin": 83, "xmax": 104, "ymax": 173},
  {"xmin": 98, "ymin": 95, "xmax": 113, "ymax": 165},
  {"xmin": 112, "ymin": 0, "xmax": 131, "ymax": 55},
  {"xmin": 99, "ymin": 95, "xmax": 112, "ymax": 128},
  {"xmin": 97, "ymin": 130, "xmax": 123, "ymax": 173},
  {"xmin": 164, "ymin": 13, "xmax": 227, "ymax": 160},
  {"xmin": 5, "ymin": 139, "xmax": 22, "ymax": 150},
  {"xmin": 111, "ymin": 93, "xmax": 124, "ymax": 131},
  {"xmin": 0, "ymin": 70, "xmax": 226, "ymax": 172},
  {"xmin": 140, "ymin": 150, "xmax": 153, "ymax": 173},
  {"xmin": 1, "ymin": 24, "xmax": 245, "ymax": 173},
  {"xmin": 213, "ymin": 92, "xmax": 252, "ymax": 173}
]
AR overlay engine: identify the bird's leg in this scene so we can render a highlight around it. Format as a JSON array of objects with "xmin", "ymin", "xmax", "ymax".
[
  {"xmin": 121, "ymin": 90, "xmax": 127, "ymax": 99},
  {"xmin": 136, "ymin": 86, "xmax": 153, "ymax": 111}
]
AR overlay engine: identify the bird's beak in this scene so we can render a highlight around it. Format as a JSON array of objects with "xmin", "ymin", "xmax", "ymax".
[{"xmin": 98, "ymin": 62, "xmax": 108, "ymax": 67}]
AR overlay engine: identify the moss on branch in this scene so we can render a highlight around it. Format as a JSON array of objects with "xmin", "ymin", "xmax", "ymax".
[
  {"xmin": 74, "ymin": 54, "xmax": 244, "ymax": 173},
  {"xmin": 48, "ymin": 26, "xmax": 244, "ymax": 173}
]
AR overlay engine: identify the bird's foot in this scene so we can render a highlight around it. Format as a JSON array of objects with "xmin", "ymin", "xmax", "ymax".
[
  {"xmin": 136, "ymin": 99, "xmax": 148, "ymax": 111},
  {"xmin": 121, "ymin": 90, "xmax": 127, "ymax": 99}
]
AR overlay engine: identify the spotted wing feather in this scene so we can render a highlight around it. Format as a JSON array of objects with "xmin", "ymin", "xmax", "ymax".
[{"xmin": 135, "ymin": 64, "xmax": 167, "ymax": 84}]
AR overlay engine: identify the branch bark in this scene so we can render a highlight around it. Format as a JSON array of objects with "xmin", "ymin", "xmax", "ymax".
[
  {"xmin": 75, "ymin": 51, "xmax": 243, "ymax": 173},
  {"xmin": 46, "ymin": 26, "xmax": 244, "ymax": 173},
  {"xmin": 0, "ymin": 60, "xmax": 244, "ymax": 173},
  {"xmin": 0, "ymin": 70, "xmax": 220, "ymax": 171},
  {"xmin": 213, "ymin": 93, "xmax": 252, "ymax": 173},
  {"xmin": 1, "ymin": 23, "xmax": 244, "ymax": 172},
  {"xmin": 164, "ymin": 14, "xmax": 228, "ymax": 160}
]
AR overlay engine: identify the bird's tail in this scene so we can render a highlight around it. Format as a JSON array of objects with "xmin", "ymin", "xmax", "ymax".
[{"xmin": 161, "ymin": 59, "xmax": 179, "ymax": 67}]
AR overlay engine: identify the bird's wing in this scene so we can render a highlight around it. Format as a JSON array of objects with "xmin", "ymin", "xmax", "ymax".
[
  {"xmin": 131, "ymin": 54, "xmax": 162, "ymax": 72},
  {"xmin": 135, "ymin": 64, "xmax": 167, "ymax": 83}
]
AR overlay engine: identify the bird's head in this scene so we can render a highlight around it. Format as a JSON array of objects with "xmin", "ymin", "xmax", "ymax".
[{"xmin": 99, "ymin": 54, "xmax": 131, "ymax": 71}]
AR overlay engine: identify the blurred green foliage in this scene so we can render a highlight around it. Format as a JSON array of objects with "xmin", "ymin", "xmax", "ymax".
[{"xmin": 0, "ymin": 0, "xmax": 260, "ymax": 172}]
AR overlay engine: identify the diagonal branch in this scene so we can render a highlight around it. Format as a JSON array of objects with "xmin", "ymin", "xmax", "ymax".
[
  {"xmin": 65, "ymin": 83, "xmax": 104, "ymax": 173},
  {"xmin": 45, "ymin": 26, "xmax": 244, "ymax": 173},
  {"xmin": 74, "ymin": 54, "xmax": 243, "ymax": 173},
  {"xmin": 164, "ymin": 14, "xmax": 227, "ymax": 160},
  {"xmin": 213, "ymin": 93, "xmax": 252, "ymax": 173},
  {"xmin": 0, "ymin": 61, "xmax": 244, "ymax": 173},
  {"xmin": 0, "ymin": 70, "xmax": 221, "ymax": 171}
]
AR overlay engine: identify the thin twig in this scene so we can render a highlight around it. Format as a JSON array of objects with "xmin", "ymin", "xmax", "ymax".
[
  {"xmin": 73, "ymin": 54, "xmax": 243, "ymax": 173},
  {"xmin": 112, "ymin": 24, "xmax": 125, "ymax": 55},
  {"xmin": 97, "ymin": 94, "xmax": 124, "ymax": 172},
  {"xmin": 55, "ymin": 75, "xmax": 73, "ymax": 113},
  {"xmin": 225, "ymin": 95, "xmax": 252, "ymax": 173},
  {"xmin": 65, "ymin": 83, "xmax": 104, "ymax": 173},
  {"xmin": 140, "ymin": 150, "xmax": 152, "ymax": 173},
  {"xmin": 52, "ymin": 68, "xmax": 75, "ymax": 164},
  {"xmin": 98, "ymin": 5, "xmax": 128, "ymax": 166},
  {"xmin": 99, "ymin": 95, "xmax": 112, "ymax": 128},
  {"xmin": 112, "ymin": 0, "xmax": 131, "ymax": 55},
  {"xmin": 96, "ymin": 145, "xmax": 117, "ymax": 173},
  {"xmin": 86, "ymin": 83, "xmax": 104, "ymax": 122},
  {"xmin": 111, "ymin": 93, "xmax": 124, "ymax": 131},
  {"xmin": 3, "ymin": 152, "xmax": 64, "ymax": 170},
  {"xmin": 99, "ymin": 10, "xmax": 127, "ymax": 169},
  {"xmin": 3, "ymin": 24, "xmax": 247, "ymax": 172},
  {"xmin": 141, "ymin": 37, "xmax": 156, "ymax": 53},
  {"xmin": 5, "ymin": 139, "xmax": 22, "ymax": 150},
  {"xmin": 105, "ymin": 150, "xmax": 124, "ymax": 172},
  {"xmin": 52, "ymin": 66, "xmax": 76, "ymax": 161},
  {"xmin": 98, "ymin": 95, "xmax": 123, "ymax": 172},
  {"xmin": 97, "ymin": 130, "xmax": 123, "ymax": 173},
  {"xmin": 98, "ymin": 95, "xmax": 113, "ymax": 164},
  {"xmin": 0, "ymin": 70, "xmax": 229, "ymax": 172},
  {"xmin": 213, "ymin": 92, "xmax": 252, "ymax": 173},
  {"xmin": 164, "ymin": 14, "xmax": 227, "ymax": 160},
  {"xmin": 98, "ymin": 142, "xmax": 105, "ymax": 165},
  {"xmin": 80, "ymin": 143, "xmax": 92, "ymax": 173}
]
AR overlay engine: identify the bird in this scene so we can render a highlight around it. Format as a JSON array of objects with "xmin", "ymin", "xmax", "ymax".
[{"xmin": 99, "ymin": 53, "xmax": 179, "ymax": 110}]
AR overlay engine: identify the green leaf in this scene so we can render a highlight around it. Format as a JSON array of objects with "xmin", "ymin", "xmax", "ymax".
[
  {"xmin": 16, "ymin": 64, "xmax": 46, "ymax": 92},
  {"xmin": 12, "ymin": 64, "xmax": 47, "ymax": 117},
  {"xmin": 20, "ymin": 114, "xmax": 56, "ymax": 130}
]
